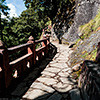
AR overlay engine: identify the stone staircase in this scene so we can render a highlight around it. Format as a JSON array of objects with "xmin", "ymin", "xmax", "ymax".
[{"xmin": 8, "ymin": 41, "xmax": 82, "ymax": 100}]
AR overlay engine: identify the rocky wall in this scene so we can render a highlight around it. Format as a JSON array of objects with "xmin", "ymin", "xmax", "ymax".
[
  {"xmin": 78, "ymin": 42, "xmax": 100, "ymax": 100},
  {"xmin": 62, "ymin": 0, "xmax": 100, "ymax": 42},
  {"xmin": 78, "ymin": 60, "xmax": 100, "ymax": 100}
]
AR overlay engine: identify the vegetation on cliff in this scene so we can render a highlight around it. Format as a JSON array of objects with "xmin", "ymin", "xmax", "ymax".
[
  {"xmin": 79, "ymin": 10, "xmax": 100, "ymax": 40},
  {"xmin": 70, "ymin": 9, "xmax": 100, "ymax": 79},
  {"xmin": 71, "ymin": 9, "xmax": 100, "ymax": 65}
]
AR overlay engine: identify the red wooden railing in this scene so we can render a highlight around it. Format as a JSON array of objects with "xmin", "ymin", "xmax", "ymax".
[{"xmin": 0, "ymin": 36, "xmax": 50, "ymax": 91}]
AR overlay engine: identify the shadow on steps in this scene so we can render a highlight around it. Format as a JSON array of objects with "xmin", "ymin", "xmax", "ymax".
[{"xmin": 0, "ymin": 43, "xmax": 57, "ymax": 99}]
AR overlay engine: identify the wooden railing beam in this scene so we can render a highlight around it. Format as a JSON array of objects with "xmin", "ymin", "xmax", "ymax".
[
  {"xmin": 0, "ymin": 36, "xmax": 50, "ymax": 91},
  {"xmin": 8, "ymin": 43, "xmax": 32, "ymax": 55},
  {"xmin": 35, "ymin": 38, "xmax": 48, "ymax": 44}
]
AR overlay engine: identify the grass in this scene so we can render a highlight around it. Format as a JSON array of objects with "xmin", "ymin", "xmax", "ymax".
[
  {"xmin": 81, "ymin": 52, "xmax": 88, "ymax": 58},
  {"xmin": 80, "ymin": 49, "xmax": 97, "ymax": 61},
  {"xmin": 79, "ymin": 20, "xmax": 94, "ymax": 39},
  {"xmin": 71, "ymin": 8, "xmax": 100, "ymax": 82},
  {"xmin": 90, "ymin": 49, "xmax": 97, "ymax": 61},
  {"xmin": 73, "ymin": 38, "xmax": 81, "ymax": 49},
  {"xmin": 72, "ymin": 69, "xmax": 82, "ymax": 80},
  {"xmin": 79, "ymin": 10, "xmax": 100, "ymax": 40}
]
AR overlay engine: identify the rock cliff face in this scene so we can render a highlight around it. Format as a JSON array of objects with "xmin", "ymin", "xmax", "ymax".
[
  {"xmin": 62, "ymin": 0, "xmax": 100, "ymax": 42},
  {"xmin": 66, "ymin": 0, "xmax": 100, "ymax": 78},
  {"xmin": 51, "ymin": 1, "xmax": 76, "ymax": 42},
  {"xmin": 51, "ymin": 0, "xmax": 100, "ymax": 68},
  {"xmin": 69, "ymin": 30, "xmax": 100, "ymax": 67}
]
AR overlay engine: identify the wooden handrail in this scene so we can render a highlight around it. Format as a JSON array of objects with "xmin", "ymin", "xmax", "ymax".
[
  {"xmin": 35, "ymin": 37, "xmax": 49, "ymax": 44},
  {"xmin": 8, "ymin": 43, "xmax": 32, "ymax": 54},
  {"xmin": 7, "ymin": 37, "xmax": 49, "ymax": 54},
  {"xmin": 9, "ymin": 53, "xmax": 32, "ymax": 66},
  {"xmin": 0, "ymin": 36, "xmax": 50, "ymax": 91}
]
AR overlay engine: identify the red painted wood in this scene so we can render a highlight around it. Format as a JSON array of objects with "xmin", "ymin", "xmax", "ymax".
[{"xmin": 0, "ymin": 36, "xmax": 50, "ymax": 91}]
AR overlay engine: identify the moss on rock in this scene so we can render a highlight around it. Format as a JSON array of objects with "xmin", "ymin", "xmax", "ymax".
[{"xmin": 79, "ymin": 10, "xmax": 100, "ymax": 40}]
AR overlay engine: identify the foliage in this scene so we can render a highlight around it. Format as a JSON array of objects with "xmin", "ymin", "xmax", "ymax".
[
  {"xmin": 0, "ymin": 0, "xmax": 9, "ymax": 41},
  {"xmin": 79, "ymin": 20, "xmax": 94, "ymax": 39},
  {"xmin": 72, "ymin": 69, "xmax": 81, "ymax": 80},
  {"xmin": 53, "ymin": 0, "xmax": 75, "ymax": 37},
  {"xmin": 1, "ymin": 18, "xmax": 17, "ymax": 47},
  {"xmin": 0, "ymin": 0, "xmax": 76, "ymax": 48},
  {"xmin": 12, "ymin": 7, "xmax": 50, "ymax": 45},
  {"xmin": 0, "ymin": 0, "xmax": 9, "ymax": 15},
  {"xmin": 89, "ymin": 49, "xmax": 97, "ymax": 61},
  {"xmin": 23, "ymin": 0, "xmax": 75, "ymax": 22},
  {"xmin": 73, "ymin": 38, "xmax": 81, "ymax": 48},
  {"xmin": 1, "ymin": 6, "xmax": 50, "ymax": 47}
]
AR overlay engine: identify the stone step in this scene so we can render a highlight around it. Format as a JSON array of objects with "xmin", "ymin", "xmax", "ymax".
[{"xmin": 9, "ymin": 41, "xmax": 76, "ymax": 100}]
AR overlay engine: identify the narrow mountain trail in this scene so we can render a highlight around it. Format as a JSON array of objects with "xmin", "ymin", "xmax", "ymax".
[{"xmin": 11, "ymin": 41, "xmax": 82, "ymax": 100}]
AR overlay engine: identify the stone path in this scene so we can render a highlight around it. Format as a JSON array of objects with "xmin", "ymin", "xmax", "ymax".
[{"xmin": 11, "ymin": 42, "xmax": 82, "ymax": 100}]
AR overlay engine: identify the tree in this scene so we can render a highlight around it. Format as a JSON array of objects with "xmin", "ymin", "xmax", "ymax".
[
  {"xmin": 12, "ymin": 7, "xmax": 49, "ymax": 45},
  {"xmin": 23, "ymin": 0, "xmax": 74, "ymax": 23},
  {"xmin": 0, "ymin": 0, "xmax": 9, "ymax": 41},
  {"xmin": 0, "ymin": 18, "xmax": 16, "ymax": 47},
  {"xmin": 23, "ymin": 0, "xmax": 76, "ymax": 44}
]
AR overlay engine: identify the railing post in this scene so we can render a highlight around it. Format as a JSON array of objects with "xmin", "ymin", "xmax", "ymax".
[
  {"xmin": 0, "ymin": 40, "xmax": 5, "ymax": 91},
  {"xmin": 44, "ymin": 37, "xmax": 48, "ymax": 55},
  {"xmin": 28, "ymin": 36, "xmax": 36, "ymax": 65},
  {"xmin": 0, "ymin": 40, "xmax": 12, "ymax": 88},
  {"xmin": 48, "ymin": 36, "xmax": 50, "ymax": 43},
  {"xmin": 46, "ymin": 36, "xmax": 50, "ymax": 54}
]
